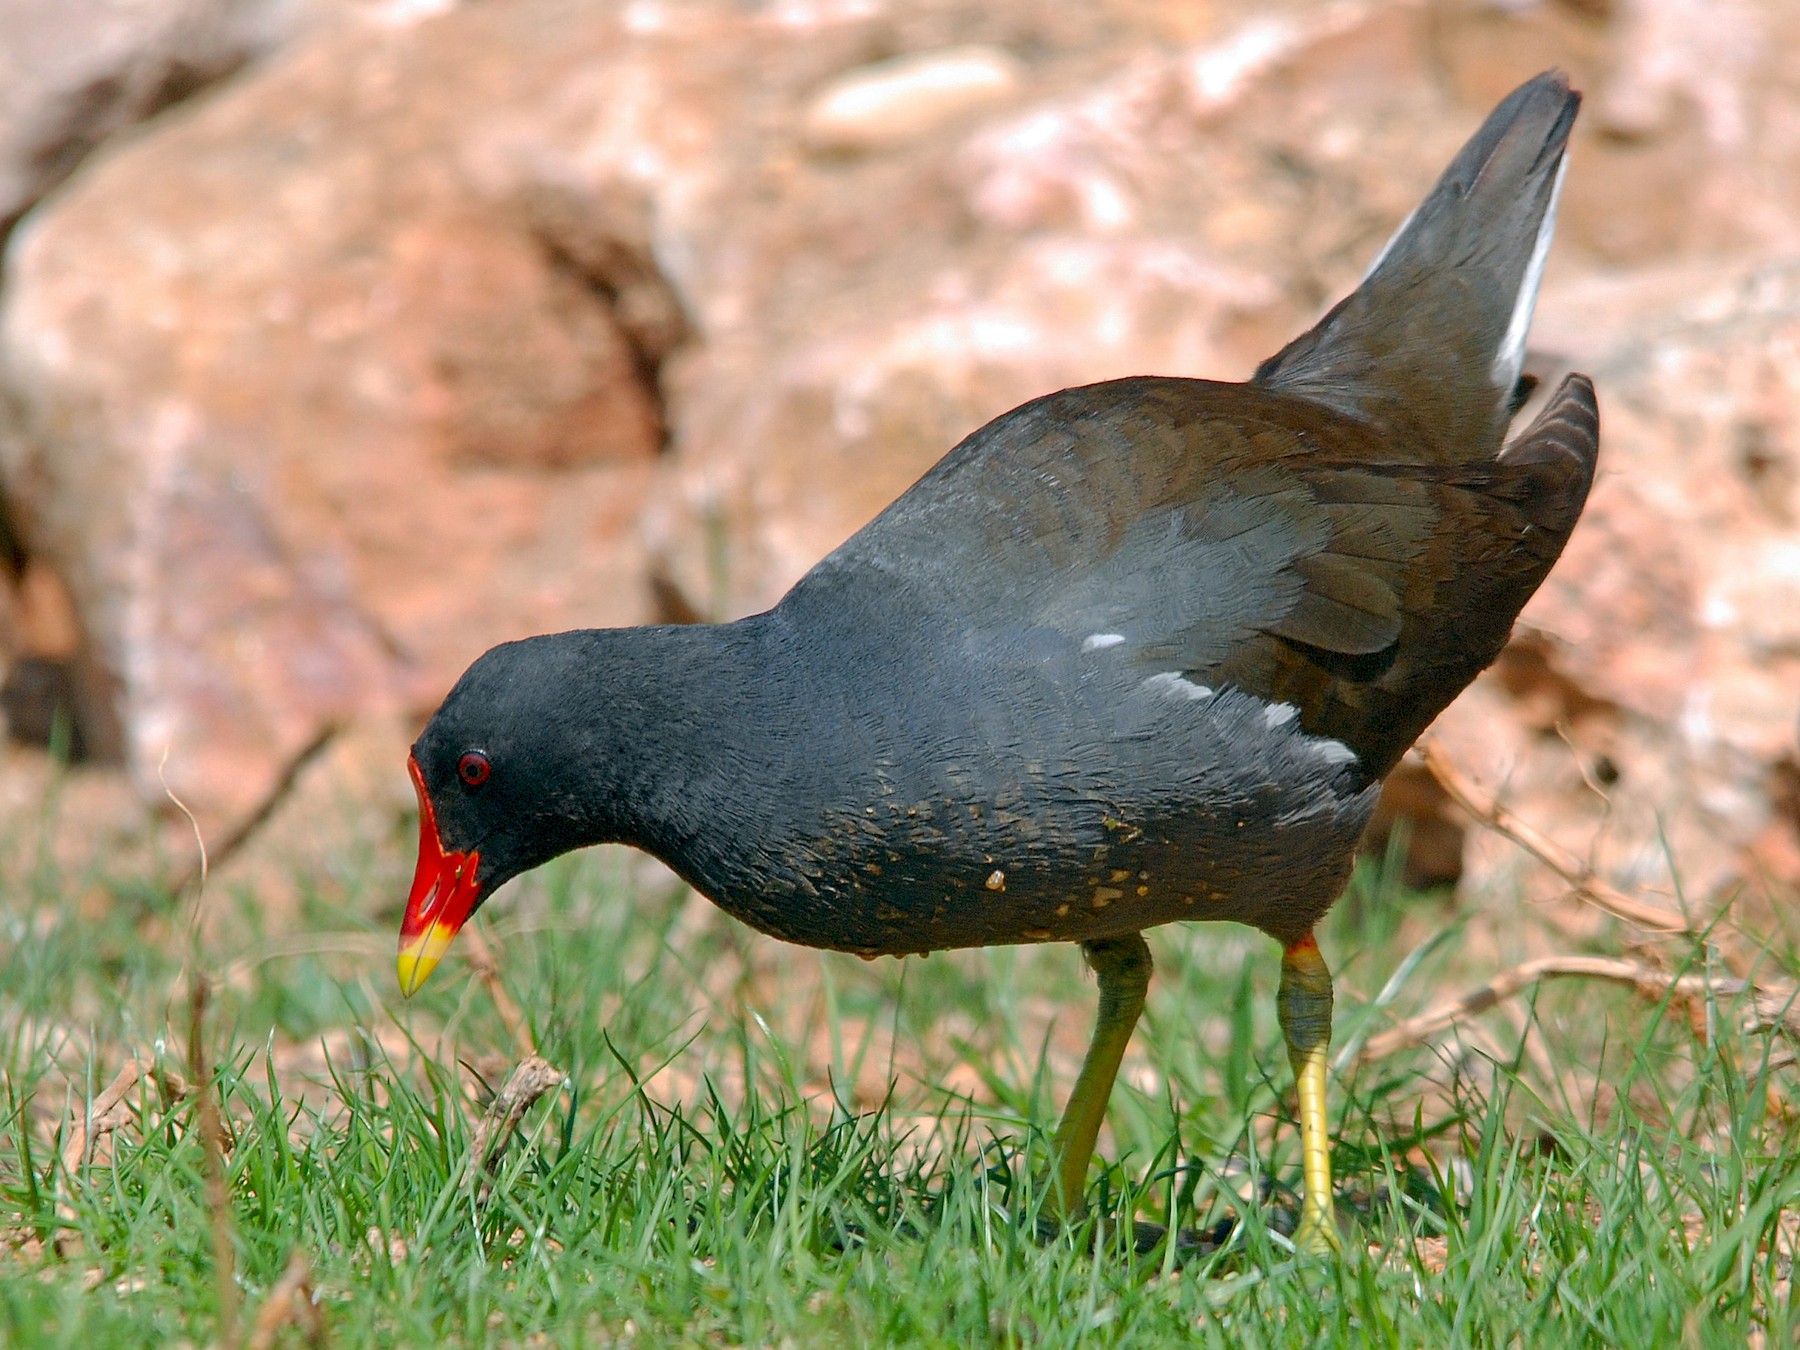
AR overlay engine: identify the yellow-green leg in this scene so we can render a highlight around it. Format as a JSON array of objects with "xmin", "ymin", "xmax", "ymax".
[
  {"xmin": 1279, "ymin": 934, "xmax": 1338, "ymax": 1253},
  {"xmin": 1044, "ymin": 933, "xmax": 1153, "ymax": 1221}
]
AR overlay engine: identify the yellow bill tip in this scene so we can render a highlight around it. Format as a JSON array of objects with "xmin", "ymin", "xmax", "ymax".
[{"xmin": 396, "ymin": 921, "xmax": 459, "ymax": 998}]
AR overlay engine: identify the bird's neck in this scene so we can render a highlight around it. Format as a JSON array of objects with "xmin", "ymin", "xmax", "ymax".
[{"xmin": 545, "ymin": 615, "xmax": 802, "ymax": 867}]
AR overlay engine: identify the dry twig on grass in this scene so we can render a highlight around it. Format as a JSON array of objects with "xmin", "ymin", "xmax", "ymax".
[
  {"xmin": 53, "ymin": 1057, "xmax": 144, "ymax": 1256},
  {"xmin": 1357, "ymin": 955, "xmax": 1800, "ymax": 1063},
  {"xmin": 1419, "ymin": 742, "xmax": 1698, "ymax": 935},
  {"xmin": 461, "ymin": 925, "xmax": 537, "ymax": 1060},
  {"xmin": 61, "ymin": 1058, "xmax": 142, "ymax": 1176},
  {"xmin": 190, "ymin": 978, "xmax": 240, "ymax": 1350},
  {"xmin": 467, "ymin": 1056, "xmax": 567, "ymax": 1202},
  {"xmin": 52, "ymin": 1054, "xmax": 197, "ymax": 1257},
  {"xmin": 244, "ymin": 1248, "xmax": 324, "ymax": 1350}
]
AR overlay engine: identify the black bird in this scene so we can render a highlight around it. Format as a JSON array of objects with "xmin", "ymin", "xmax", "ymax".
[{"xmin": 398, "ymin": 71, "xmax": 1596, "ymax": 1252}]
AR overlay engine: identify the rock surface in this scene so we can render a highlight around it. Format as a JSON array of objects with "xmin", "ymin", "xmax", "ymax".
[
  {"xmin": 801, "ymin": 46, "xmax": 1026, "ymax": 153},
  {"xmin": 1, "ymin": 2, "xmax": 676, "ymax": 828},
  {"xmin": 0, "ymin": 0, "xmax": 1794, "ymax": 916},
  {"xmin": 0, "ymin": 0, "xmax": 278, "ymax": 230}
]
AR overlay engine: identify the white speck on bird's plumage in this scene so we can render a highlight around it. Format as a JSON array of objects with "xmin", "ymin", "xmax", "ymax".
[
  {"xmin": 1263, "ymin": 702, "xmax": 1298, "ymax": 728},
  {"xmin": 1082, "ymin": 633, "xmax": 1126, "ymax": 651},
  {"xmin": 985, "ymin": 869, "xmax": 1006, "ymax": 891},
  {"xmin": 1307, "ymin": 737, "xmax": 1358, "ymax": 765},
  {"xmin": 1143, "ymin": 671, "xmax": 1213, "ymax": 701}
]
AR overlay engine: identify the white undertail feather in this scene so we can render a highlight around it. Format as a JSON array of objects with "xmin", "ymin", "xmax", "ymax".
[{"xmin": 1491, "ymin": 154, "xmax": 1568, "ymax": 395}]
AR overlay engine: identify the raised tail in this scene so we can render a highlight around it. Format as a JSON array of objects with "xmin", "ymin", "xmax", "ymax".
[
  {"xmin": 1497, "ymin": 369, "xmax": 1599, "ymax": 562},
  {"xmin": 1253, "ymin": 71, "xmax": 1579, "ymax": 464}
]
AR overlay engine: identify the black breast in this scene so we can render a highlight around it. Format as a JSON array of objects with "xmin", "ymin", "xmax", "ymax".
[{"xmin": 659, "ymin": 598, "xmax": 1380, "ymax": 954}]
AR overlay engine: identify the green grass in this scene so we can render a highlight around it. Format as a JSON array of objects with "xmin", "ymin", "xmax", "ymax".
[{"xmin": 2, "ymin": 781, "xmax": 1798, "ymax": 1347}]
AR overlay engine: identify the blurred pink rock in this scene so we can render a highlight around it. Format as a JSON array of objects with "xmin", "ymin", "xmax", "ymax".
[
  {"xmin": 0, "ymin": 0, "xmax": 290, "ymax": 227},
  {"xmin": 0, "ymin": 3, "xmax": 678, "ymax": 829},
  {"xmin": 0, "ymin": 0, "xmax": 1794, "ymax": 909}
]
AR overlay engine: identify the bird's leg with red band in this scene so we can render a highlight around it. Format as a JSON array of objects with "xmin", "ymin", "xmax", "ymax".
[
  {"xmin": 1279, "ymin": 932, "xmax": 1338, "ymax": 1252},
  {"xmin": 1043, "ymin": 933, "xmax": 1153, "ymax": 1223}
]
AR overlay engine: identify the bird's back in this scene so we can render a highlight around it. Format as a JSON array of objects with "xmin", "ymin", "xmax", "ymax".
[{"xmin": 794, "ymin": 365, "xmax": 1596, "ymax": 778}]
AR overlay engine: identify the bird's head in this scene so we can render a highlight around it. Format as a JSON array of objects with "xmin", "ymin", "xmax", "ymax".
[{"xmin": 397, "ymin": 637, "xmax": 608, "ymax": 996}]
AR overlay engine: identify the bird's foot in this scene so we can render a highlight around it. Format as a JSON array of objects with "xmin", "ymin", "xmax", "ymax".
[{"xmin": 1032, "ymin": 1209, "xmax": 1234, "ymax": 1258}]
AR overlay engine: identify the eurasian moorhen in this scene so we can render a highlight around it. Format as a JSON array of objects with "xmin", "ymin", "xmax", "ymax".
[{"xmin": 398, "ymin": 71, "xmax": 1597, "ymax": 1252}]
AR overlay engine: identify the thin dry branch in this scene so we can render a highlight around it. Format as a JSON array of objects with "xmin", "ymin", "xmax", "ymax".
[
  {"xmin": 243, "ymin": 1248, "xmax": 324, "ymax": 1350},
  {"xmin": 1357, "ymin": 955, "xmax": 1800, "ymax": 1062},
  {"xmin": 168, "ymin": 723, "xmax": 339, "ymax": 898},
  {"xmin": 190, "ymin": 978, "xmax": 239, "ymax": 1350},
  {"xmin": 467, "ymin": 1056, "xmax": 567, "ymax": 1202},
  {"xmin": 52, "ymin": 1057, "xmax": 146, "ymax": 1255},
  {"xmin": 1419, "ymin": 742, "xmax": 1696, "ymax": 934},
  {"xmin": 152, "ymin": 1062, "xmax": 192, "ymax": 1110},
  {"xmin": 61, "ymin": 1058, "xmax": 141, "ymax": 1175},
  {"xmin": 461, "ymin": 926, "xmax": 536, "ymax": 1060}
]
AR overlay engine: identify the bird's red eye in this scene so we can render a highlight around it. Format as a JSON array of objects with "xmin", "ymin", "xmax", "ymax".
[{"xmin": 457, "ymin": 751, "xmax": 490, "ymax": 787}]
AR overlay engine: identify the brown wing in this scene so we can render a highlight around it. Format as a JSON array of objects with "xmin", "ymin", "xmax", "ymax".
[{"xmin": 805, "ymin": 373, "xmax": 1597, "ymax": 777}]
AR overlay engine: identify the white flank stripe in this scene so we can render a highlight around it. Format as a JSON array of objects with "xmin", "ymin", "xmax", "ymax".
[
  {"xmin": 1308, "ymin": 738, "xmax": 1358, "ymax": 766},
  {"xmin": 1143, "ymin": 671, "xmax": 1214, "ymax": 701}
]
